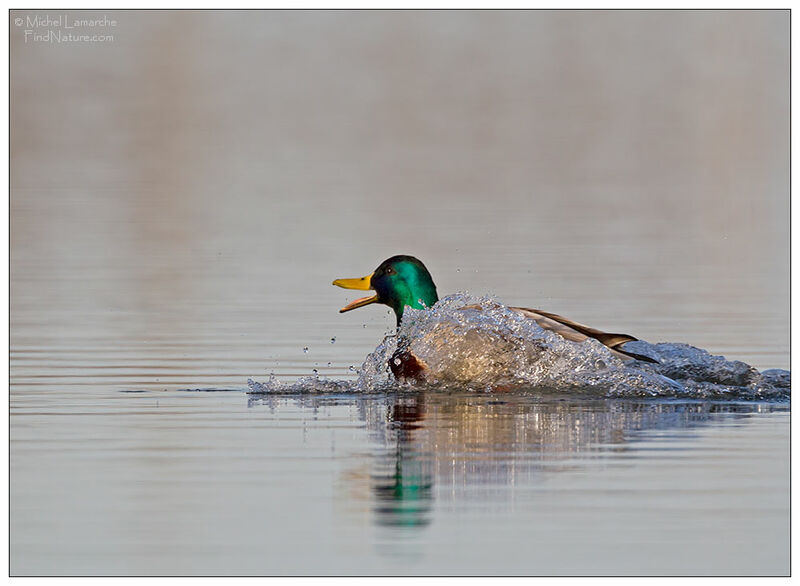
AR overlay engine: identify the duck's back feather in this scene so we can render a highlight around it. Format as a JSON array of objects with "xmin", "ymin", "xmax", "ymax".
[{"xmin": 509, "ymin": 307, "xmax": 658, "ymax": 363}]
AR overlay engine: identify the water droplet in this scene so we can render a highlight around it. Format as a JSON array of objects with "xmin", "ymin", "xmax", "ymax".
[
  {"xmin": 362, "ymin": 324, "xmax": 367, "ymax": 328},
  {"xmin": 348, "ymin": 365, "xmax": 355, "ymax": 372},
  {"xmin": 456, "ymin": 268, "xmax": 461, "ymax": 273},
  {"xmin": 393, "ymin": 358, "xmax": 401, "ymax": 366},
  {"xmin": 330, "ymin": 337, "xmax": 336, "ymax": 344},
  {"xmin": 595, "ymin": 359, "xmax": 606, "ymax": 370},
  {"xmin": 312, "ymin": 368, "xmax": 318, "ymax": 375},
  {"xmin": 327, "ymin": 362, "xmax": 331, "ymax": 367},
  {"xmin": 302, "ymin": 347, "xmax": 309, "ymax": 354}
]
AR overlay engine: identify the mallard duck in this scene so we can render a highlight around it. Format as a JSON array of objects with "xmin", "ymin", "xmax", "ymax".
[{"xmin": 333, "ymin": 255, "xmax": 657, "ymax": 382}]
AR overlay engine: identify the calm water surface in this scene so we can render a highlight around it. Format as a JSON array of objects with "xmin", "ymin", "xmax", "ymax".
[
  {"xmin": 10, "ymin": 10, "xmax": 789, "ymax": 576},
  {"xmin": 11, "ymin": 389, "xmax": 789, "ymax": 575}
]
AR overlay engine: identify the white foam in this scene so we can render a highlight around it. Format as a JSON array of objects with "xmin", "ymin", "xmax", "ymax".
[{"xmin": 249, "ymin": 293, "xmax": 789, "ymax": 400}]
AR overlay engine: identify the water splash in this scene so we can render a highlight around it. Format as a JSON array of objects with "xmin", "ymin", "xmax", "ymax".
[
  {"xmin": 249, "ymin": 293, "xmax": 789, "ymax": 400},
  {"xmin": 248, "ymin": 373, "xmax": 353, "ymax": 395}
]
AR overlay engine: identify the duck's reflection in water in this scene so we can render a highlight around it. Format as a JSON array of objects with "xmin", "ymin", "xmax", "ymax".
[
  {"xmin": 248, "ymin": 392, "xmax": 783, "ymax": 529},
  {"xmin": 370, "ymin": 394, "xmax": 433, "ymax": 527}
]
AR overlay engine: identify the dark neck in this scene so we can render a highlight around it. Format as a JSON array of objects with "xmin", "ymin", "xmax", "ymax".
[{"xmin": 391, "ymin": 287, "xmax": 438, "ymax": 326}]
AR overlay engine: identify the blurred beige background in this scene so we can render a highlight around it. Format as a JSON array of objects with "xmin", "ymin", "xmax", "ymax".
[{"xmin": 11, "ymin": 10, "xmax": 789, "ymax": 386}]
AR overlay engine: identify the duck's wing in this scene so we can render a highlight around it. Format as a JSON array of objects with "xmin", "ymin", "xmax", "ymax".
[{"xmin": 509, "ymin": 307, "xmax": 658, "ymax": 363}]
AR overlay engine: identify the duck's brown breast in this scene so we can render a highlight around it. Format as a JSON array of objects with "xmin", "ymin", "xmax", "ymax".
[{"xmin": 389, "ymin": 348, "xmax": 427, "ymax": 381}]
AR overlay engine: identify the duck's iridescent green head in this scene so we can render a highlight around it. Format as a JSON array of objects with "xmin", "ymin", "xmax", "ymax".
[{"xmin": 333, "ymin": 255, "xmax": 439, "ymax": 326}]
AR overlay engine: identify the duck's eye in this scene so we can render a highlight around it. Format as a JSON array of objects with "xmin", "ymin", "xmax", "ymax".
[{"xmin": 385, "ymin": 267, "xmax": 395, "ymax": 275}]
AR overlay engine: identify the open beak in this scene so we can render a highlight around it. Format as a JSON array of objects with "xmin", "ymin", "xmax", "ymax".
[{"xmin": 332, "ymin": 273, "xmax": 378, "ymax": 313}]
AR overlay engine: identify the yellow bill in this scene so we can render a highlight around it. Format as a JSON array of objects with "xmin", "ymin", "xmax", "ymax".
[{"xmin": 332, "ymin": 273, "xmax": 378, "ymax": 313}]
